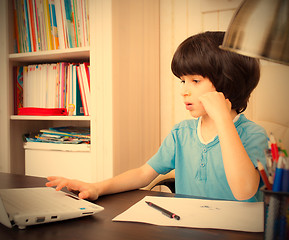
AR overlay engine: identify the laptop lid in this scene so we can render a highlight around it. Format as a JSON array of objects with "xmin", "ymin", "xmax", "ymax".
[
  {"xmin": 0, "ymin": 196, "xmax": 12, "ymax": 228},
  {"xmin": 0, "ymin": 187, "xmax": 104, "ymax": 229}
]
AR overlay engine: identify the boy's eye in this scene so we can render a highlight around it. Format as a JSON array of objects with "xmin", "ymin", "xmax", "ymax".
[
  {"xmin": 180, "ymin": 80, "xmax": 185, "ymax": 84},
  {"xmin": 193, "ymin": 79, "xmax": 200, "ymax": 83}
]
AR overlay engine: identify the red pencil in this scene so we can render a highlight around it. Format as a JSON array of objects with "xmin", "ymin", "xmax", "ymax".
[
  {"xmin": 270, "ymin": 132, "xmax": 279, "ymax": 162},
  {"xmin": 257, "ymin": 160, "xmax": 272, "ymax": 190}
]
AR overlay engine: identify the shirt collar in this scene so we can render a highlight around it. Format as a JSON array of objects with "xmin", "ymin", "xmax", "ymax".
[{"xmin": 197, "ymin": 114, "xmax": 241, "ymax": 145}]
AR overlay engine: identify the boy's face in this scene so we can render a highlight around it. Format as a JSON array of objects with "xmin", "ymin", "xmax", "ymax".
[{"xmin": 180, "ymin": 75, "xmax": 216, "ymax": 118}]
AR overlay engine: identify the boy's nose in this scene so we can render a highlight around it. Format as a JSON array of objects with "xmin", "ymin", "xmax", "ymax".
[{"xmin": 181, "ymin": 89, "xmax": 191, "ymax": 97}]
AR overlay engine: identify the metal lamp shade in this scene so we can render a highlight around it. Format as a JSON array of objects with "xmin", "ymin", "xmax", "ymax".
[{"xmin": 220, "ymin": 0, "xmax": 289, "ymax": 66}]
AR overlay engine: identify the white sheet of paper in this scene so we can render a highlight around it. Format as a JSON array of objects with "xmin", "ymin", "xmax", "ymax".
[{"xmin": 113, "ymin": 196, "xmax": 264, "ymax": 232}]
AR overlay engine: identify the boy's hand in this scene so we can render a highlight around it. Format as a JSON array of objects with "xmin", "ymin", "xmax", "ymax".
[
  {"xmin": 198, "ymin": 91, "xmax": 232, "ymax": 123},
  {"xmin": 46, "ymin": 176, "xmax": 99, "ymax": 200}
]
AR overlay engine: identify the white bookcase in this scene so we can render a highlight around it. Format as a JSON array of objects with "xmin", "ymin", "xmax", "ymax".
[{"xmin": 0, "ymin": 0, "xmax": 160, "ymax": 182}]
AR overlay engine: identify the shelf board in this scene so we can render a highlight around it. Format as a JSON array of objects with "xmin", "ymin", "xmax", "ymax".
[
  {"xmin": 10, "ymin": 115, "xmax": 91, "ymax": 121},
  {"xmin": 9, "ymin": 47, "xmax": 90, "ymax": 63}
]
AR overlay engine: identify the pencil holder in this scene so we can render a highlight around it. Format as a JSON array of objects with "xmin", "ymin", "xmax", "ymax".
[{"xmin": 262, "ymin": 188, "xmax": 289, "ymax": 240}]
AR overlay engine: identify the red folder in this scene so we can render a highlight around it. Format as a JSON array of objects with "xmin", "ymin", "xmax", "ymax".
[{"xmin": 18, "ymin": 107, "xmax": 68, "ymax": 116}]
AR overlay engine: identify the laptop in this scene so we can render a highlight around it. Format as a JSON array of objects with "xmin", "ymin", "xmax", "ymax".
[{"xmin": 0, "ymin": 187, "xmax": 104, "ymax": 229}]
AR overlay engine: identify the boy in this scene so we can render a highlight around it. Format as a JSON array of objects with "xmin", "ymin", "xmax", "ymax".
[{"xmin": 46, "ymin": 32, "xmax": 268, "ymax": 202}]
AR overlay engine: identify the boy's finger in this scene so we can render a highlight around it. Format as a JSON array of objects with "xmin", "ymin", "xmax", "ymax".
[
  {"xmin": 225, "ymin": 98, "xmax": 232, "ymax": 109},
  {"xmin": 55, "ymin": 180, "xmax": 68, "ymax": 191},
  {"xmin": 79, "ymin": 191, "xmax": 89, "ymax": 199}
]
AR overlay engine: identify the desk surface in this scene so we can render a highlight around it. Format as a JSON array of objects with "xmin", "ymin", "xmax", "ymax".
[{"xmin": 0, "ymin": 172, "xmax": 263, "ymax": 240}]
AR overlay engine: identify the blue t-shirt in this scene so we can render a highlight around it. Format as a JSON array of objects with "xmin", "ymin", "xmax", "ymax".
[{"xmin": 147, "ymin": 114, "xmax": 268, "ymax": 202}]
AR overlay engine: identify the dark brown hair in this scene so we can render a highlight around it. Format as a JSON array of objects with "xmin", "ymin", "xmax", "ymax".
[{"xmin": 171, "ymin": 31, "xmax": 260, "ymax": 114}]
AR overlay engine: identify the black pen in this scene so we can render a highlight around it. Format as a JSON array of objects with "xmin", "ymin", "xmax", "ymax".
[{"xmin": 145, "ymin": 201, "xmax": 181, "ymax": 220}]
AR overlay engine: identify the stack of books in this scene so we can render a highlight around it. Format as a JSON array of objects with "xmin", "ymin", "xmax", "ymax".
[
  {"xmin": 24, "ymin": 126, "xmax": 90, "ymax": 151},
  {"xmin": 14, "ymin": 62, "xmax": 90, "ymax": 116},
  {"xmin": 25, "ymin": 126, "xmax": 90, "ymax": 143},
  {"xmin": 13, "ymin": 0, "xmax": 90, "ymax": 53}
]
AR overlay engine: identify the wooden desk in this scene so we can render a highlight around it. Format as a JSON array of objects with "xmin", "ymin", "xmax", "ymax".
[{"xmin": 0, "ymin": 172, "xmax": 263, "ymax": 240}]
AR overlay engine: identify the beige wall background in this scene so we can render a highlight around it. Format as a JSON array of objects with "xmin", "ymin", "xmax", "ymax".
[
  {"xmin": 112, "ymin": 0, "xmax": 160, "ymax": 175},
  {"xmin": 159, "ymin": 0, "xmax": 289, "ymax": 152}
]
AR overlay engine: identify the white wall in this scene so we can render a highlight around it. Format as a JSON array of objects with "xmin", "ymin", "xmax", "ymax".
[
  {"xmin": 160, "ymin": 0, "xmax": 289, "ymax": 151},
  {"xmin": 252, "ymin": 61, "xmax": 289, "ymax": 151}
]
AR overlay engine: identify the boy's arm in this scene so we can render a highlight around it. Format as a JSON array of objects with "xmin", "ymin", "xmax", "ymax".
[
  {"xmin": 216, "ymin": 114, "xmax": 260, "ymax": 200},
  {"xmin": 96, "ymin": 163, "xmax": 159, "ymax": 196},
  {"xmin": 46, "ymin": 163, "xmax": 159, "ymax": 200},
  {"xmin": 199, "ymin": 92, "xmax": 260, "ymax": 200}
]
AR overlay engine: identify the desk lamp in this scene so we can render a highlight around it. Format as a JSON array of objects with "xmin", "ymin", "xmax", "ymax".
[{"xmin": 220, "ymin": 0, "xmax": 289, "ymax": 66}]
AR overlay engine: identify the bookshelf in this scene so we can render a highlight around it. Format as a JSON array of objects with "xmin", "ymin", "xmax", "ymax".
[
  {"xmin": 9, "ymin": 47, "xmax": 90, "ymax": 63},
  {"xmin": 0, "ymin": 0, "xmax": 160, "ymax": 182},
  {"xmin": 10, "ymin": 115, "xmax": 90, "ymax": 121}
]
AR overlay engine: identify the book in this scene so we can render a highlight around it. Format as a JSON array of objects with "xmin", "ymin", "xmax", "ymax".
[
  {"xmin": 27, "ymin": 0, "xmax": 37, "ymax": 52},
  {"xmin": 64, "ymin": 0, "xmax": 76, "ymax": 48},
  {"xmin": 71, "ymin": 64, "xmax": 76, "ymax": 115},
  {"xmin": 40, "ymin": 64, "xmax": 48, "ymax": 107},
  {"xmin": 71, "ymin": 0, "xmax": 79, "ymax": 47},
  {"xmin": 18, "ymin": 107, "xmax": 68, "ymax": 116},
  {"xmin": 18, "ymin": 0, "xmax": 27, "ymax": 52},
  {"xmin": 35, "ymin": 65, "xmax": 41, "ymax": 107},
  {"xmin": 43, "ymin": 0, "xmax": 53, "ymax": 50},
  {"xmin": 12, "ymin": 0, "xmax": 20, "ymax": 52},
  {"xmin": 23, "ymin": 66, "xmax": 28, "ymax": 107},
  {"xmin": 59, "ymin": 62, "xmax": 67, "ymax": 108},
  {"xmin": 27, "ymin": 65, "xmax": 37, "ymax": 107},
  {"xmin": 24, "ymin": 141, "xmax": 90, "ymax": 152},
  {"xmin": 60, "ymin": 0, "xmax": 69, "ymax": 48},
  {"xmin": 72, "ymin": 64, "xmax": 84, "ymax": 115},
  {"xmin": 49, "ymin": 0, "xmax": 60, "ymax": 49},
  {"xmin": 84, "ymin": 0, "xmax": 89, "ymax": 46},
  {"xmin": 39, "ymin": 0, "xmax": 48, "ymax": 50},
  {"xmin": 55, "ymin": 0, "xmax": 66, "ymax": 49},
  {"xmin": 33, "ymin": 0, "xmax": 41, "ymax": 51},
  {"xmin": 46, "ymin": 64, "xmax": 54, "ymax": 107},
  {"xmin": 55, "ymin": 63, "xmax": 61, "ymax": 108},
  {"xmin": 76, "ymin": 0, "xmax": 83, "ymax": 47},
  {"xmin": 40, "ymin": 126, "xmax": 90, "ymax": 138},
  {"xmin": 80, "ymin": 63, "xmax": 90, "ymax": 115},
  {"xmin": 76, "ymin": 68, "xmax": 84, "ymax": 115},
  {"xmin": 76, "ymin": 64, "xmax": 88, "ymax": 115},
  {"xmin": 24, "ymin": 0, "xmax": 32, "ymax": 52},
  {"xmin": 13, "ymin": 66, "xmax": 24, "ymax": 115},
  {"xmin": 66, "ymin": 63, "xmax": 72, "ymax": 110}
]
